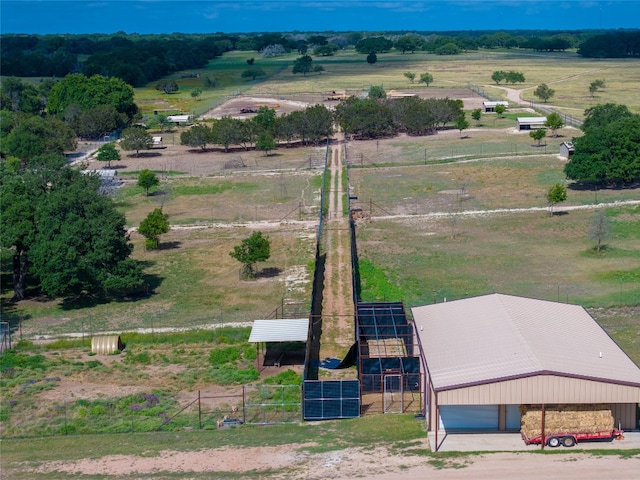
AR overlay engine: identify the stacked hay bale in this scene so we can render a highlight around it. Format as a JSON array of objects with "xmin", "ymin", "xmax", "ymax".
[{"xmin": 521, "ymin": 404, "xmax": 614, "ymax": 438}]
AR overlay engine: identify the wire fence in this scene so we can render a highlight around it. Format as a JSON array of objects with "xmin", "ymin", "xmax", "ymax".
[{"xmin": 0, "ymin": 385, "xmax": 302, "ymax": 439}]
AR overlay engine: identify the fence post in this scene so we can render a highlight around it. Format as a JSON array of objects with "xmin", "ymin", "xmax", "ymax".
[{"xmin": 198, "ymin": 390, "xmax": 202, "ymax": 430}]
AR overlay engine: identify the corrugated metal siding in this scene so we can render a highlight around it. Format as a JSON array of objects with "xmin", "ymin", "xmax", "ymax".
[
  {"xmin": 437, "ymin": 375, "xmax": 640, "ymax": 405},
  {"xmin": 248, "ymin": 319, "xmax": 309, "ymax": 343},
  {"xmin": 611, "ymin": 403, "xmax": 638, "ymax": 430}
]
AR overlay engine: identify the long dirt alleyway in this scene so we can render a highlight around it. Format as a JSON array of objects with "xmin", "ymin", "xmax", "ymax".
[{"xmin": 318, "ymin": 133, "xmax": 356, "ymax": 371}]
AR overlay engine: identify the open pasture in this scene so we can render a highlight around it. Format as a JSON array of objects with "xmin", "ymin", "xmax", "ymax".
[
  {"xmin": 245, "ymin": 50, "xmax": 640, "ymax": 118},
  {"xmin": 346, "ymin": 123, "xmax": 580, "ymax": 170},
  {"xmin": 4, "ymin": 224, "xmax": 315, "ymax": 338},
  {"xmin": 355, "ymin": 205, "xmax": 640, "ymax": 329},
  {"xmin": 347, "ymin": 148, "xmax": 640, "ymax": 216}
]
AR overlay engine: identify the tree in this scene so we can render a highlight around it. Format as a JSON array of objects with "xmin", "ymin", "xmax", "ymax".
[
  {"xmin": 529, "ymin": 128, "xmax": 547, "ymax": 146},
  {"xmin": 546, "ymin": 183, "xmax": 567, "ymax": 216},
  {"xmin": 404, "ymin": 72, "xmax": 416, "ymax": 83},
  {"xmin": 138, "ymin": 208, "xmax": 170, "ymax": 250},
  {"xmin": 471, "ymin": 108, "xmax": 482, "ymax": 124},
  {"xmin": 368, "ymin": 85, "xmax": 386, "ymax": 99},
  {"xmin": 491, "ymin": 70, "xmax": 506, "ymax": 84},
  {"xmin": 256, "ymin": 132, "xmax": 277, "ymax": 156},
  {"xmin": 0, "ymin": 158, "xmax": 142, "ymax": 300},
  {"xmin": 366, "ymin": 52, "xmax": 377, "ymax": 65},
  {"xmin": 292, "ymin": 55, "xmax": 313, "ymax": 75},
  {"xmin": 494, "ymin": 104, "xmax": 506, "ymax": 117},
  {"xmin": 180, "ymin": 124, "xmax": 212, "ymax": 151},
  {"xmin": 2, "ymin": 115, "xmax": 76, "ymax": 160},
  {"xmin": 565, "ymin": 109, "xmax": 640, "ymax": 185},
  {"xmin": 75, "ymin": 104, "xmax": 125, "ymax": 140},
  {"xmin": 589, "ymin": 210, "xmax": 611, "ymax": 253},
  {"xmin": 313, "ymin": 44, "xmax": 337, "ymax": 56},
  {"xmin": 120, "ymin": 127, "xmax": 153, "ymax": 156},
  {"xmin": 356, "ymin": 37, "xmax": 393, "ymax": 54},
  {"xmin": 156, "ymin": 80, "xmax": 178, "ymax": 94},
  {"xmin": 211, "ymin": 116, "xmax": 245, "ymax": 152},
  {"xmin": 313, "ymin": 65, "xmax": 325, "ymax": 74},
  {"xmin": 504, "ymin": 71, "xmax": 525, "ymax": 84},
  {"xmin": 202, "ymin": 76, "xmax": 219, "ymax": 89},
  {"xmin": 190, "ymin": 87, "xmax": 203, "ymax": 100},
  {"xmin": 47, "ymin": 73, "xmax": 137, "ymax": 120},
  {"xmin": 229, "ymin": 231, "xmax": 271, "ymax": 279},
  {"xmin": 395, "ymin": 34, "xmax": 425, "ymax": 53},
  {"xmin": 261, "ymin": 44, "xmax": 286, "ymax": 57},
  {"xmin": 138, "ymin": 169, "xmax": 159, "ymax": 196},
  {"xmin": 455, "ymin": 113, "xmax": 470, "ymax": 138},
  {"xmin": 435, "ymin": 42, "xmax": 461, "ymax": 55},
  {"xmin": 581, "ymin": 103, "xmax": 632, "ymax": 132},
  {"xmin": 241, "ymin": 67, "xmax": 267, "ymax": 81},
  {"xmin": 418, "ymin": 73, "xmax": 434, "ymax": 86},
  {"xmin": 545, "ymin": 112, "xmax": 565, "ymax": 136},
  {"xmin": 156, "ymin": 114, "xmax": 172, "ymax": 132},
  {"xmin": 96, "ymin": 142, "xmax": 121, "ymax": 168},
  {"xmin": 533, "ymin": 83, "xmax": 555, "ymax": 103},
  {"xmin": 253, "ymin": 106, "xmax": 277, "ymax": 134},
  {"xmin": 589, "ymin": 79, "xmax": 606, "ymax": 97}
]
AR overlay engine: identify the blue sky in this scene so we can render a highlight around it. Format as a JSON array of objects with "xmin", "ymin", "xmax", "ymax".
[{"xmin": 2, "ymin": 1, "xmax": 639, "ymax": 35}]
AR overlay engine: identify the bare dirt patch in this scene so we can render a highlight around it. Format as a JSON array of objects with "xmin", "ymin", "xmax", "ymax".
[{"xmin": 30, "ymin": 446, "xmax": 640, "ymax": 479}]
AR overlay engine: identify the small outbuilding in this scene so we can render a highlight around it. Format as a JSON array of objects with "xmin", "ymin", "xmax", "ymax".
[
  {"xmin": 249, "ymin": 318, "xmax": 309, "ymax": 367},
  {"xmin": 167, "ymin": 115, "xmax": 192, "ymax": 125},
  {"xmin": 412, "ymin": 294, "xmax": 640, "ymax": 435},
  {"xmin": 483, "ymin": 101, "xmax": 509, "ymax": 112},
  {"xmin": 559, "ymin": 141, "xmax": 574, "ymax": 158},
  {"xmin": 517, "ymin": 117, "xmax": 547, "ymax": 130}
]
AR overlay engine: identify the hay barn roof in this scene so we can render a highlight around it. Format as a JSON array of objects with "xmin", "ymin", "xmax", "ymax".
[{"xmin": 412, "ymin": 294, "xmax": 640, "ymax": 391}]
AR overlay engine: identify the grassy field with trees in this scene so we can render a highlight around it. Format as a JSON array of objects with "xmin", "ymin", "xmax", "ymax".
[{"xmin": 1, "ymin": 35, "xmax": 639, "ymax": 472}]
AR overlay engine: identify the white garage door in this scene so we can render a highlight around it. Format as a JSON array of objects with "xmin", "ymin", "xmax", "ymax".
[{"xmin": 439, "ymin": 405, "xmax": 499, "ymax": 430}]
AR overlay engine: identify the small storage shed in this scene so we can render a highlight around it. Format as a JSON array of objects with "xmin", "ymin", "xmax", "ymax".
[
  {"xmin": 167, "ymin": 115, "xmax": 192, "ymax": 125},
  {"xmin": 412, "ymin": 294, "xmax": 640, "ymax": 434},
  {"xmin": 517, "ymin": 117, "xmax": 547, "ymax": 130},
  {"xmin": 559, "ymin": 141, "xmax": 574, "ymax": 158},
  {"xmin": 483, "ymin": 101, "xmax": 509, "ymax": 112},
  {"xmin": 249, "ymin": 318, "xmax": 309, "ymax": 367}
]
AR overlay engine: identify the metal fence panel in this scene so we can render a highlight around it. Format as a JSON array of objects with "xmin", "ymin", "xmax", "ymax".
[
  {"xmin": 243, "ymin": 384, "xmax": 302, "ymax": 424},
  {"xmin": 303, "ymin": 380, "xmax": 360, "ymax": 420}
]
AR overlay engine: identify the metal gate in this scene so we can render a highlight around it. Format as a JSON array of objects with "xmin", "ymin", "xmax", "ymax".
[{"xmin": 384, "ymin": 374, "xmax": 403, "ymax": 413}]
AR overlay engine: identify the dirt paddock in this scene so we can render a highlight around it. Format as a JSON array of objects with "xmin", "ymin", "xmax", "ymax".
[{"xmin": 201, "ymin": 88, "xmax": 487, "ymax": 120}]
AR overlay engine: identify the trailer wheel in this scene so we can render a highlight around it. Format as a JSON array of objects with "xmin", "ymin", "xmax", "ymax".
[
  {"xmin": 547, "ymin": 437, "xmax": 561, "ymax": 447},
  {"xmin": 561, "ymin": 436, "xmax": 576, "ymax": 447}
]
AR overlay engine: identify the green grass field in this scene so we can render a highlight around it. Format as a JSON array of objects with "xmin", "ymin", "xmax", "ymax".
[{"xmin": 1, "ymin": 47, "xmax": 639, "ymax": 460}]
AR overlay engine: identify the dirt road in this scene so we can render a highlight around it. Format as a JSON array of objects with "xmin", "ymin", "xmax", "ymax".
[{"xmin": 319, "ymin": 133, "xmax": 355, "ymax": 361}]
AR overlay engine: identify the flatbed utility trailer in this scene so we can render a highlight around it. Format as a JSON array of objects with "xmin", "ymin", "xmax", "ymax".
[{"xmin": 522, "ymin": 429, "xmax": 624, "ymax": 448}]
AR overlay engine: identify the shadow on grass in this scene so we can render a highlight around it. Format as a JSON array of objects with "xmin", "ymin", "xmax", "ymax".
[
  {"xmin": 59, "ymin": 261, "xmax": 163, "ymax": 310},
  {"xmin": 127, "ymin": 152, "xmax": 162, "ymax": 158},
  {"xmin": 568, "ymin": 181, "xmax": 640, "ymax": 191},
  {"xmin": 0, "ymin": 299, "xmax": 32, "ymax": 335},
  {"xmin": 255, "ymin": 267, "xmax": 283, "ymax": 279},
  {"xmin": 159, "ymin": 241, "xmax": 181, "ymax": 250}
]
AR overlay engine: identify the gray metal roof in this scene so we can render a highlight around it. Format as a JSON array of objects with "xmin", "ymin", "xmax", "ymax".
[
  {"xmin": 412, "ymin": 294, "xmax": 640, "ymax": 391},
  {"xmin": 517, "ymin": 117, "xmax": 547, "ymax": 124},
  {"xmin": 248, "ymin": 318, "xmax": 309, "ymax": 343}
]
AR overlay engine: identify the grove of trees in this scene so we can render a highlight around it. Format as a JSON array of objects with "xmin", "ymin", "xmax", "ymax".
[
  {"xmin": 0, "ymin": 155, "xmax": 142, "ymax": 300},
  {"xmin": 180, "ymin": 104, "xmax": 334, "ymax": 152},
  {"xmin": 564, "ymin": 103, "xmax": 640, "ymax": 185}
]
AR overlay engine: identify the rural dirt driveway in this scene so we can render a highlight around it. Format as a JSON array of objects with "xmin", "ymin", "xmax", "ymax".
[{"xmin": 29, "ymin": 445, "xmax": 640, "ymax": 479}]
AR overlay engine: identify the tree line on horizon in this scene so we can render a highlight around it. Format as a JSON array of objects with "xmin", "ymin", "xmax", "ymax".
[{"xmin": 2, "ymin": 29, "xmax": 638, "ymax": 83}]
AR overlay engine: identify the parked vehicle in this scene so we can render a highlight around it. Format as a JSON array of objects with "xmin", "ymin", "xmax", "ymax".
[{"xmin": 522, "ymin": 429, "xmax": 624, "ymax": 447}]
